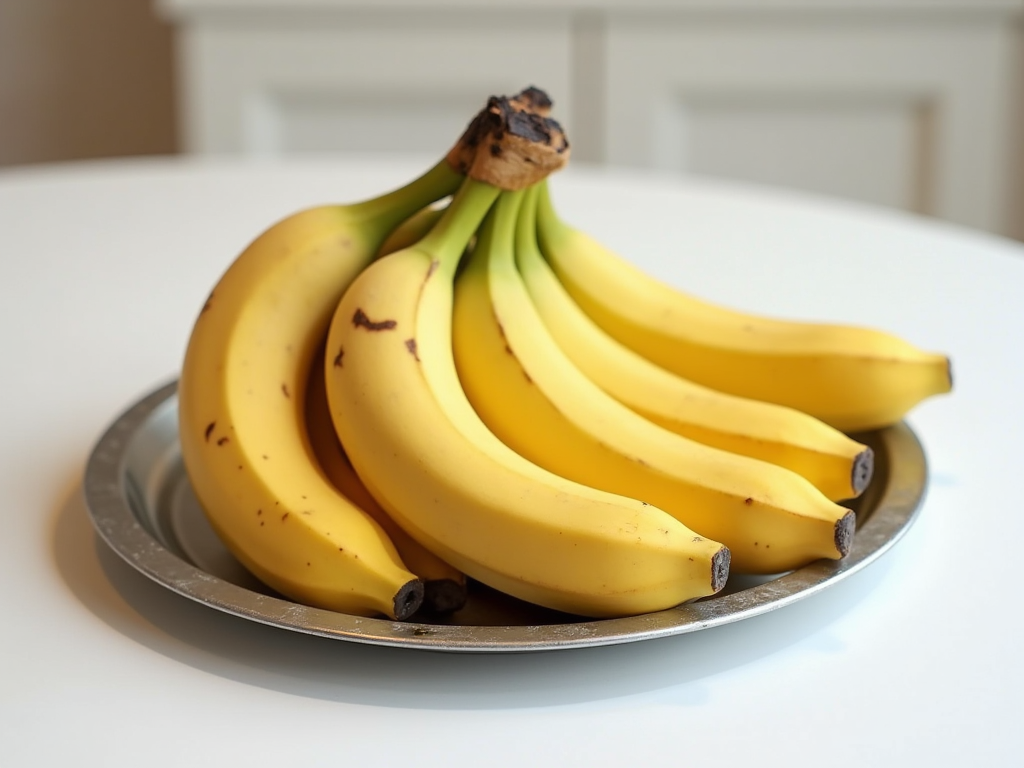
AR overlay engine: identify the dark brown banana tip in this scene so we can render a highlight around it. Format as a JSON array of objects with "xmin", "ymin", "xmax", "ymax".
[
  {"xmin": 467, "ymin": 96, "xmax": 570, "ymax": 190},
  {"xmin": 852, "ymin": 447, "xmax": 875, "ymax": 496},
  {"xmin": 511, "ymin": 85, "xmax": 553, "ymax": 115},
  {"xmin": 393, "ymin": 579, "xmax": 426, "ymax": 621},
  {"xmin": 834, "ymin": 511, "xmax": 856, "ymax": 558},
  {"xmin": 711, "ymin": 547, "xmax": 731, "ymax": 593},
  {"xmin": 445, "ymin": 88, "xmax": 567, "ymax": 180},
  {"xmin": 422, "ymin": 579, "xmax": 469, "ymax": 614}
]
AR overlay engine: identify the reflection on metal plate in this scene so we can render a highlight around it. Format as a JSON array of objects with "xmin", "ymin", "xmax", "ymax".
[{"xmin": 84, "ymin": 381, "xmax": 928, "ymax": 653}]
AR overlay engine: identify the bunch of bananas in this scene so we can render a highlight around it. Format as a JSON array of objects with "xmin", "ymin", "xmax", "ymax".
[{"xmin": 178, "ymin": 88, "xmax": 952, "ymax": 621}]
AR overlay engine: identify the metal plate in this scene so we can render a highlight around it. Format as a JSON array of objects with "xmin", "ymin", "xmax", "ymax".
[{"xmin": 84, "ymin": 380, "xmax": 928, "ymax": 653}]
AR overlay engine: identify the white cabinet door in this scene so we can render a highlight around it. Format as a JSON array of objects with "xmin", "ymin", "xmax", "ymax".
[
  {"xmin": 159, "ymin": 1, "xmax": 1023, "ymax": 236},
  {"xmin": 176, "ymin": 11, "xmax": 573, "ymax": 157},
  {"xmin": 602, "ymin": 13, "xmax": 1020, "ymax": 234}
]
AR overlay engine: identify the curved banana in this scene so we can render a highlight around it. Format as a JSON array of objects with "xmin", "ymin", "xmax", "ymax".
[
  {"xmin": 325, "ymin": 157, "xmax": 730, "ymax": 617},
  {"xmin": 378, "ymin": 201, "xmax": 447, "ymax": 257},
  {"xmin": 452, "ymin": 188, "xmax": 855, "ymax": 574},
  {"xmin": 303, "ymin": 340, "xmax": 468, "ymax": 614},
  {"xmin": 178, "ymin": 158, "xmax": 463, "ymax": 620},
  {"xmin": 535, "ymin": 181, "xmax": 952, "ymax": 432},
  {"xmin": 514, "ymin": 187, "xmax": 872, "ymax": 502}
]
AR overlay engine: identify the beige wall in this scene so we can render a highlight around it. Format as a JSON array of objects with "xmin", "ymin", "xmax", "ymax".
[{"xmin": 0, "ymin": 0, "xmax": 176, "ymax": 167}]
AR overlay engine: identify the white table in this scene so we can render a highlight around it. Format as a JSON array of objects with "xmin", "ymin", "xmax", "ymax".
[{"xmin": 1, "ymin": 154, "xmax": 1019, "ymax": 767}]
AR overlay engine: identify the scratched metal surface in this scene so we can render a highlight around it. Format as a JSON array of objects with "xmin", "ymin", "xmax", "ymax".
[{"xmin": 83, "ymin": 380, "xmax": 928, "ymax": 653}]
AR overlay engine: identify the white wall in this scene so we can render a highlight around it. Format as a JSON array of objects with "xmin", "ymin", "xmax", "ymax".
[{"xmin": 1, "ymin": 1, "xmax": 1022, "ymax": 240}]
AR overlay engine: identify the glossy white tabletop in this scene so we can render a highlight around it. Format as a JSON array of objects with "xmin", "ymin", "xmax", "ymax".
[{"xmin": 1, "ymin": 154, "xmax": 1019, "ymax": 767}]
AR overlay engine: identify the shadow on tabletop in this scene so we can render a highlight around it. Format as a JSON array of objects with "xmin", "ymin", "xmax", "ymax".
[{"xmin": 54, "ymin": 480, "xmax": 891, "ymax": 711}]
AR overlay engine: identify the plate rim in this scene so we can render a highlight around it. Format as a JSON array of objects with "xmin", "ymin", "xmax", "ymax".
[{"xmin": 83, "ymin": 380, "xmax": 928, "ymax": 653}]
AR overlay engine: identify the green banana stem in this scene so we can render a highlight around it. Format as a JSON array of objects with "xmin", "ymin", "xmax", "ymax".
[
  {"xmin": 417, "ymin": 177, "xmax": 502, "ymax": 276},
  {"xmin": 535, "ymin": 179, "xmax": 572, "ymax": 253},
  {"xmin": 515, "ymin": 184, "xmax": 542, "ymax": 269},
  {"xmin": 346, "ymin": 158, "xmax": 464, "ymax": 247},
  {"xmin": 489, "ymin": 189, "xmax": 527, "ymax": 274},
  {"xmin": 463, "ymin": 188, "xmax": 526, "ymax": 280}
]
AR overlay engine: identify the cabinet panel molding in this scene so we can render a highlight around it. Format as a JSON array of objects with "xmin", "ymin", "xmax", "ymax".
[
  {"xmin": 158, "ymin": 0, "xmax": 1023, "ymax": 235},
  {"xmin": 605, "ymin": 19, "xmax": 1019, "ymax": 232}
]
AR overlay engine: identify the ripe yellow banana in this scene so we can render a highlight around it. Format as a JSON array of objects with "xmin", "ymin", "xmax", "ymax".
[
  {"xmin": 514, "ymin": 186, "xmax": 872, "ymax": 502},
  {"xmin": 325, "ymin": 118, "xmax": 730, "ymax": 617},
  {"xmin": 535, "ymin": 181, "xmax": 952, "ymax": 432},
  {"xmin": 178, "ymin": 158, "xmax": 463, "ymax": 620},
  {"xmin": 303, "ymin": 340, "xmax": 468, "ymax": 614},
  {"xmin": 452, "ymin": 188, "xmax": 855, "ymax": 574}
]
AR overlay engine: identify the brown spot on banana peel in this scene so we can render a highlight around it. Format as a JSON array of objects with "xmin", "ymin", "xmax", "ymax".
[
  {"xmin": 281, "ymin": 383, "xmax": 290, "ymax": 398},
  {"xmin": 333, "ymin": 346, "xmax": 344, "ymax": 367},
  {"xmin": 352, "ymin": 308, "xmax": 397, "ymax": 331},
  {"xmin": 834, "ymin": 510, "xmax": 856, "ymax": 557},
  {"xmin": 405, "ymin": 338, "xmax": 420, "ymax": 361},
  {"xmin": 204, "ymin": 421, "xmax": 216, "ymax": 442},
  {"xmin": 408, "ymin": 259, "xmax": 441, "ymax": 311},
  {"xmin": 216, "ymin": 437, "xmax": 229, "ymax": 446},
  {"xmin": 494, "ymin": 316, "xmax": 515, "ymax": 355},
  {"xmin": 852, "ymin": 448, "xmax": 875, "ymax": 496}
]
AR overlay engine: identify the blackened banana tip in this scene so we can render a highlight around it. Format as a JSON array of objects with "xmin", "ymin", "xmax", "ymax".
[
  {"xmin": 852, "ymin": 447, "xmax": 875, "ymax": 496},
  {"xmin": 394, "ymin": 579, "xmax": 426, "ymax": 621},
  {"xmin": 834, "ymin": 511, "xmax": 856, "ymax": 557},
  {"xmin": 711, "ymin": 547, "xmax": 731, "ymax": 593},
  {"xmin": 422, "ymin": 579, "xmax": 469, "ymax": 615}
]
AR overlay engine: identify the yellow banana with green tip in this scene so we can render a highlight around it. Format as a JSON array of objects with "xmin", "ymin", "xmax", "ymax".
[
  {"xmin": 303, "ymin": 340, "xmax": 468, "ymax": 614},
  {"xmin": 536, "ymin": 181, "xmax": 952, "ymax": 432},
  {"xmin": 325, "ymin": 109, "xmax": 730, "ymax": 617},
  {"xmin": 514, "ymin": 186, "xmax": 872, "ymax": 501},
  {"xmin": 177, "ymin": 158, "xmax": 463, "ymax": 620},
  {"xmin": 452, "ymin": 187, "xmax": 855, "ymax": 574}
]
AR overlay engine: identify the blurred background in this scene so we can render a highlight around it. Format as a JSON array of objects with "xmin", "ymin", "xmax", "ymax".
[{"xmin": 2, "ymin": 0, "xmax": 1022, "ymax": 240}]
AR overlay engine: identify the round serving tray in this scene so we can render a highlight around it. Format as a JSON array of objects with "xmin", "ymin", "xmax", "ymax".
[{"xmin": 84, "ymin": 380, "xmax": 928, "ymax": 653}]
